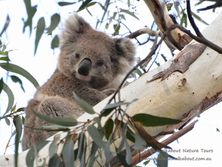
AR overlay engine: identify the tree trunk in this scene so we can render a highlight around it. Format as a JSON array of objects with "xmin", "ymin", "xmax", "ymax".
[{"xmin": 1, "ymin": 11, "xmax": 222, "ymax": 167}]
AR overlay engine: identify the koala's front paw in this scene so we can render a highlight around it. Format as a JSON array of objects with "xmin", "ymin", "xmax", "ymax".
[{"xmin": 102, "ymin": 88, "xmax": 116, "ymax": 96}]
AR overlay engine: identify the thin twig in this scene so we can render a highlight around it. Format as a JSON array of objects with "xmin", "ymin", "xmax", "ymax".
[
  {"xmin": 174, "ymin": 24, "xmax": 222, "ymax": 54},
  {"xmin": 127, "ymin": 27, "xmax": 160, "ymax": 39},
  {"xmin": 186, "ymin": 0, "xmax": 203, "ymax": 37},
  {"xmin": 108, "ymin": 30, "xmax": 167, "ymax": 104}
]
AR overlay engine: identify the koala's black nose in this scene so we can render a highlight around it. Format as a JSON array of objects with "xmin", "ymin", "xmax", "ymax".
[{"xmin": 78, "ymin": 58, "xmax": 92, "ymax": 76}]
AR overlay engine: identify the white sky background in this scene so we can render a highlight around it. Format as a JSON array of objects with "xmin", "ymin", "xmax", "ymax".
[{"xmin": 0, "ymin": 0, "xmax": 222, "ymax": 167}]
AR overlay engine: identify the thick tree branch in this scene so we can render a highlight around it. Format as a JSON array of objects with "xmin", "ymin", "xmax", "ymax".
[{"xmin": 143, "ymin": 0, "xmax": 192, "ymax": 49}]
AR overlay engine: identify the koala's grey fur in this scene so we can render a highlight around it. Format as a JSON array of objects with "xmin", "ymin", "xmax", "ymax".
[{"xmin": 22, "ymin": 14, "xmax": 135, "ymax": 150}]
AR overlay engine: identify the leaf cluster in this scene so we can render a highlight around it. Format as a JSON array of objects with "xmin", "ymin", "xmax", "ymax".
[{"xmin": 24, "ymin": 95, "xmax": 180, "ymax": 166}]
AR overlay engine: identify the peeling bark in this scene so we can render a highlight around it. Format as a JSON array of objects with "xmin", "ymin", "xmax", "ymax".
[{"xmin": 149, "ymin": 42, "xmax": 206, "ymax": 81}]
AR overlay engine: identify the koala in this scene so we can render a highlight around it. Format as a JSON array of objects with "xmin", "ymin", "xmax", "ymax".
[{"xmin": 22, "ymin": 14, "xmax": 135, "ymax": 150}]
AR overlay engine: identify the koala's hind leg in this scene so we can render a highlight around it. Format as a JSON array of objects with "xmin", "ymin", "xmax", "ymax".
[
  {"xmin": 22, "ymin": 96, "xmax": 83, "ymax": 150},
  {"xmin": 102, "ymin": 88, "xmax": 116, "ymax": 96},
  {"xmin": 38, "ymin": 96, "xmax": 83, "ymax": 118}
]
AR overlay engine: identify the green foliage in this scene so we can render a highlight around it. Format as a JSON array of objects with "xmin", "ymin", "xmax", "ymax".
[
  {"xmin": 156, "ymin": 151, "xmax": 169, "ymax": 167},
  {"xmin": 22, "ymin": 0, "xmax": 37, "ymax": 34},
  {"xmin": 10, "ymin": 75, "xmax": 25, "ymax": 92},
  {"xmin": 180, "ymin": 12, "xmax": 188, "ymax": 27},
  {"xmin": 34, "ymin": 17, "xmax": 45, "ymax": 54},
  {"xmin": 58, "ymin": 1, "xmax": 76, "ymax": 6},
  {"xmin": 0, "ymin": 78, "xmax": 3, "ymax": 94},
  {"xmin": 27, "ymin": 98, "xmax": 181, "ymax": 166},
  {"xmin": 13, "ymin": 115, "xmax": 23, "ymax": 167},
  {"xmin": 51, "ymin": 35, "xmax": 59, "ymax": 49},
  {"xmin": 34, "ymin": 111, "xmax": 78, "ymax": 127},
  {"xmin": 0, "ymin": 15, "xmax": 10, "ymax": 37},
  {"xmin": 119, "ymin": 8, "xmax": 139, "ymax": 20},
  {"xmin": 100, "ymin": 101, "xmax": 127, "ymax": 117},
  {"xmin": 26, "ymin": 141, "xmax": 49, "ymax": 167},
  {"xmin": 62, "ymin": 135, "xmax": 75, "ymax": 167},
  {"xmin": 1, "ymin": 82, "xmax": 14, "ymax": 115},
  {"xmin": 0, "ymin": 45, "xmax": 38, "ymax": 114},
  {"xmin": 0, "ymin": 63, "xmax": 39, "ymax": 88},
  {"xmin": 77, "ymin": 0, "xmax": 97, "ymax": 12},
  {"xmin": 47, "ymin": 13, "xmax": 60, "ymax": 35},
  {"xmin": 103, "ymin": 118, "xmax": 114, "ymax": 139},
  {"xmin": 132, "ymin": 113, "xmax": 181, "ymax": 127},
  {"xmin": 73, "ymin": 93, "xmax": 95, "ymax": 114}
]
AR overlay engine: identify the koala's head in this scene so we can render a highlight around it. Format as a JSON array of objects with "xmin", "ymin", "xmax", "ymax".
[{"xmin": 58, "ymin": 15, "xmax": 135, "ymax": 89}]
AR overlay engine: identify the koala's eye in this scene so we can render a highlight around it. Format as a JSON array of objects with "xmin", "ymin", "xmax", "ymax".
[
  {"xmin": 75, "ymin": 53, "xmax": 80, "ymax": 59},
  {"xmin": 96, "ymin": 60, "xmax": 104, "ymax": 67}
]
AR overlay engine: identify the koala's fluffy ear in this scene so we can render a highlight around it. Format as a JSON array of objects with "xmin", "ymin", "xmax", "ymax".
[
  {"xmin": 60, "ymin": 14, "xmax": 91, "ymax": 47},
  {"xmin": 114, "ymin": 38, "xmax": 136, "ymax": 73}
]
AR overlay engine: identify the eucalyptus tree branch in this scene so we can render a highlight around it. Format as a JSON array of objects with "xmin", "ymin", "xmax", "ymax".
[
  {"xmin": 143, "ymin": 0, "xmax": 192, "ymax": 50},
  {"xmin": 127, "ymin": 27, "xmax": 160, "ymax": 39}
]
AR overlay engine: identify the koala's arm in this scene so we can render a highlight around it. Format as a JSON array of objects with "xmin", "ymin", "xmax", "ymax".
[{"xmin": 75, "ymin": 87, "xmax": 114, "ymax": 105}]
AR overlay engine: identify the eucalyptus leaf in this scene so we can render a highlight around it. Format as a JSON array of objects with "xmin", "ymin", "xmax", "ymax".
[
  {"xmin": 16, "ymin": 107, "xmax": 25, "ymax": 113},
  {"xmin": 192, "ymin": 11, "xmax": 209, "ymax": 25},
  {"xmin": 41, "ymin": 125, "xmax": 70, "ymax": 131},
  {"xmin": 180, "ymin": 13, "xmax": 187, "ymax": 27},
  {"xmin": 134, "ymin": 134, "xmax": 146, "ymax": 150},
  {"xmin": 0, "ymin": 62, "xmax": 39, "ymax": 88},
  {"xmin": 0, "ymin": 53, "xmax": 8, "ymax": 59},
  {"xmin": 126, "ymin": 125, "xmax": 135, "ymax": 143},
  {"xmin": 0, "ymin": 15, "xmax": 10, "ymax": 37},
  {"xmin": 5, "ymin": 117, "xmax": 10, "ymax": 125},
  {"xmin": 104, "ymin": 118, "xmax": 114, "ymax": 139},
  {"xmin": 0, "ymin": 78, "xmax": 3, "ymax": 94},
  {"xmin": 58, "ymin": 1, "xmax": 76, "ymax": 6},
  {"xmin": 26, "ymin": 141, "xmax": 49, "ymax": 167},
  {"xmin": 78, "ymin": 0, "xmax": 97, "ymax": 12},
  {"xmin": 34, "ymin": 111, "xmax": 78, "ymax": 127},
  {"xmin": 51, "ymin": 35, "xmax": 59, "ymax": 49},
  {"xmin": 87, "ymin": 125, "xmax": 103, "ymax": 148},
  {"xmin": 34, "ymin": 17, "xmax": 45, "ymax": 54},
  {"xmin": 125, "ymin": 139, "xmax": 132, "ymax": 165},
  {"xmin": 87, "ymin": 142, "xmax": 98, "ymax": 167},
  {"xmin": 73, "ymin": 93, "xmax": 95, "ymax": 114},
  {"xmin": 100, "ymin": 101, "xmax": 126, "ymax": 117},
  {"xmin": 47, "ymin": 13, "xmax": 60, "ymax": 35},
  {"xmin": 102, "ymin": 142, "xmax": 113, "ymax": 163},
  {"xmin": 157, "ymin": 151, "xmax": 169, "ymax": 167},
  {"xmin": 119, "ymin": 8, "xmax": 139, "ymax": 20},
  {"xmin": 0, "ymin": 55, "xmax": 10, "ymax": 60},
  {"xmin": 132, "ymin": 113, "xmax": 181, "ymax": 127},
  {"xmin": 23, "ymin": 0, "xmax": 37, "ymax": 35},
  {"xmin": 113, "ymin": 23, "xmax": 120, "ymax": 35},
  {"xmin": 77, "ymin": 132, "xmax": 86, "ymax": 161},
  {"xmin": 2, "ymin": 82, "xmax": 14, "ymax": 115},
  {"xmin": 48, "ymin": 154, "xmax": 64, "ymax": 167},
  {"xmin": 62, "ymin": 136, "xmax": 75, "ymax": 167},
  {"xmin": 49, "ymin": 142, "xmax": 57, "ymax": 158},
  {"xmin": 10, "ymin": 75, "xmax": 25, "ymax": 92},
  {"xmin": 13, "ymin": 116, "xmax": 23, "ymax": 167},
  {"xmin": 87, "ymin": 125, "xmax": 113, "ymax": 163}
]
